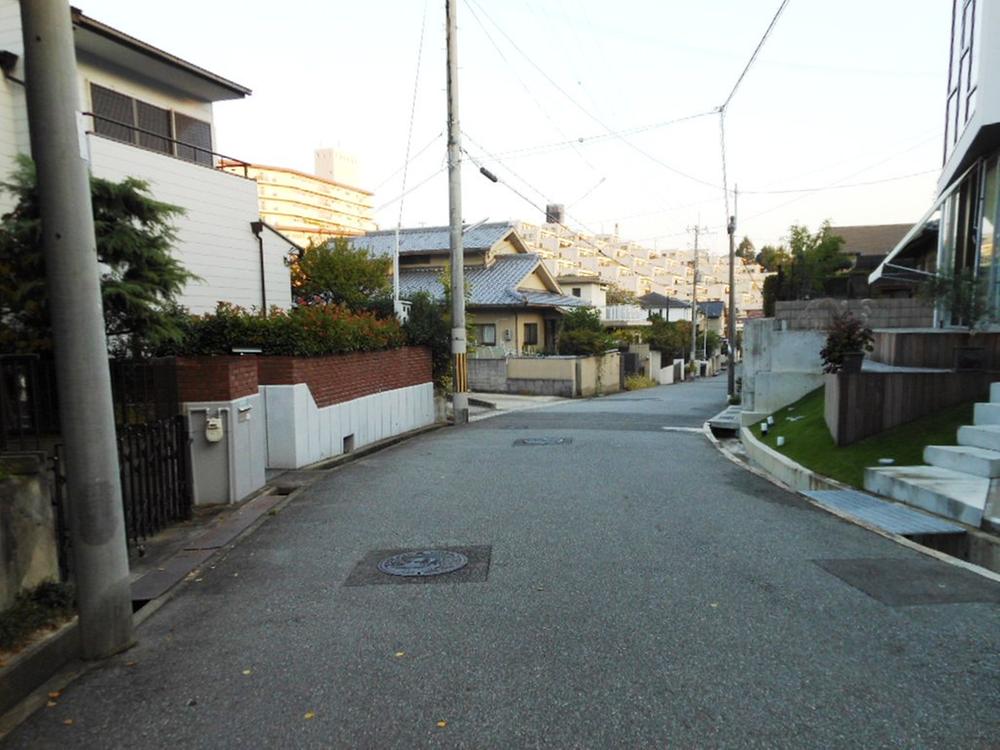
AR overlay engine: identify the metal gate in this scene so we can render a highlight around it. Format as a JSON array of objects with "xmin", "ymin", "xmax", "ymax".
[{"xmin": 3, "ymin": 356, "xmax": 193, "ymax": 577}]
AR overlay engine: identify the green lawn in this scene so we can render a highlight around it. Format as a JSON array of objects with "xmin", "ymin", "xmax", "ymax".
[{"xmin": 752, "ymin": 387, "xmax": 974, "ymax": 488}]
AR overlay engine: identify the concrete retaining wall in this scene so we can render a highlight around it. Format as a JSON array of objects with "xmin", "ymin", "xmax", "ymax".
[
  {"xmin": 740, "ymin": 426, "xmax": 842, "ymax": 492},
  {"xmin": 775, "ymin": 298, "xmax": 933, "ymax": 330},
  {"xmin": 468, "ymin": 353, "xmax": 621, "ymax": 397},
  {"xmin": 468, "ymin": 358, "xmax": 507, "ymax": 392},
  {"xmin": 742, "ymin": 319, "xmax": 825, "ymax": 423}
]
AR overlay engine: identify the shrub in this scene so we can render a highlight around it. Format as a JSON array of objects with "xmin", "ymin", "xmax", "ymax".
[
  {"xmin": 156, "ymin": 302, "xmax": 405, "ymax": 357},
  {"xmin": 0, "ymin": 581, "xmax": 75, "ymax": 652},
  {"xmin": 624, "ymin": 374, "xmax": 657, "ymax": 391},
  {"xmin": 403, "ymin": 292, "xmax": 451, "ymax": 389},
  {"xmin": 820, "ymin": 311, "xmax": 874, "ymax": 373},
  {"xmin": 557, "ymin": 308, "xmax": 615, "ymax": 355}
]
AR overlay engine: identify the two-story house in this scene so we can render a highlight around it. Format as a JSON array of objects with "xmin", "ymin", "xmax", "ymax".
[{"xmin": 0, "ymin": 2, "xmax": 298, "ymax": 314}]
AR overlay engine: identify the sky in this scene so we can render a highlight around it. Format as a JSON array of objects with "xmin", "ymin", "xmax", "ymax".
[{"xmin": 78, "ymin": 0, "xmax": 950, "ymax": 255}]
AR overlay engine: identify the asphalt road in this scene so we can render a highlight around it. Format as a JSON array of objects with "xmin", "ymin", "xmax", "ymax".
[{"xmin": 6, "ymin": 375, "xmax": 1000, "ymax": 748}]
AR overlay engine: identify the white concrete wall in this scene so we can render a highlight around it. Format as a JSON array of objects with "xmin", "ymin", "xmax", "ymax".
[
  {"xmin": 741, "ymin": 318, "xmax": 826, "ymax": 420},
  {"xmin": 89, "ymin": 136, "xmax": 291, "ymax": 313},
  {"xmin": 184, "ymin": 392, "xmax": 267, "ymax": 506},
  {"xmin": 264, "ymin": 382, "xmax": 434, "ymax": 470},
  {"xmin": 0, "ymin": 0, "xmax": 29, "ymax": 215}
]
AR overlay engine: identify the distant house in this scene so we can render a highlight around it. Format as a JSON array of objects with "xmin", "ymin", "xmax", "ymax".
[
  {"xmin": 0, "ymin": 1, "xmax": 299, "ymax": 313},
  {"xmin": 697, "ymin": 300, "xmax": 725, "ymax": 335},
  {"xmin": 557, "ymin": 274, "xmax": 607, "ymax": 308},
  {"xmin": 638, "ymin": 292, "xmax": 693, "ymax": 323},
  {"xmin": 830, "ymin": 224, "xmax": 914, "ymax": 297},
  {"xmin": 350, "ymin": 223, "xmax": 586, "ymax": 355}
]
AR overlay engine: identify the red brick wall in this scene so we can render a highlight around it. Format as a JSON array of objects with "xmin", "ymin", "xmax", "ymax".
[
  {"xmin": 175, "ymin": 357, "xmax": 259, "ymax": 403},
  {"xmin": 174, "ymin": 347, "xmax": 432, "ymax": 407},
  {"xmin": 257, "ymin": 346, "xmax": 432, "ymax": 407}
]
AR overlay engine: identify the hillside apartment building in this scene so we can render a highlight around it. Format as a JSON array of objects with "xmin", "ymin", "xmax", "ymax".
[{"xmin": 0, "ymin": 2, "xmax": 298, "ymax": 313}]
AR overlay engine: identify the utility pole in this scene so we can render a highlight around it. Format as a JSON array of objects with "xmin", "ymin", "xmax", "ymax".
[
  {"xmin": 687, "ymin": 223, "xmax": 707, "ymax": 375},
  {"xmin": 20, "ymin": 0, "xmax": 133, "ymax": 657},
  {"xmin": 446, "ymin": 0, "xmax": 469, "ymax": 423},
  {"xmin": 727, "ymin": 186, "xmax": 738, "ymax": 399}
]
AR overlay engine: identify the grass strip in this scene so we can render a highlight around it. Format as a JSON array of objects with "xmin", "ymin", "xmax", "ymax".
[{"xmin": 752, "ymin": 387, "xmax": 973, "ymax": 488}]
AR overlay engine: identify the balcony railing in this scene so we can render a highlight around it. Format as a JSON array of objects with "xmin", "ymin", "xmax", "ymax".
[
  {"xmin": 82, "ymin": 112, "xmax": 252, "ymax": 177},
  {"xmin": 600, "ymin": 304, "xmax": 649, "ymax": 322}
]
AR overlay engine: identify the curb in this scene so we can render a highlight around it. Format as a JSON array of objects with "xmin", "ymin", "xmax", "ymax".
[{"xmin": 704, "ymin": 421, "xmax": 1000, "ymax": 584}]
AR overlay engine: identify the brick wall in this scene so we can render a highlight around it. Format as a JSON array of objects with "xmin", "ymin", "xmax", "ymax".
[
  {"xmin": 173, "ymin": 347, "xmax": 432, "ymax": 406},
  {"xmin": 175, "ymin": 357, "xmax": 259, "ymax": 403},
  {"xmin": 257, "ymin": 346, "xmax": 432, "ymax": 407}
]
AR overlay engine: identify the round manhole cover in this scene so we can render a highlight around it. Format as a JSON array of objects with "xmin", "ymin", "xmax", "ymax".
[{"xmin": 377, "ymin": 550, "xmax": 469, "ymax": 577}]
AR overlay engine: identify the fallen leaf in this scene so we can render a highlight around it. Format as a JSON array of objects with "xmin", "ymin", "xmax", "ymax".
[
  {"xmin": 46, "ymin": 701, "xmax": 57, "ymax": 708},
  {"xmin": 710, "ymin": 602, "xmax": 719, "ymax": 608},
  {"xmin": 194, "ymin": 578, "xmax": 203, "ymax": 583},
  {"xmin": 242, "ymin": 669, "xmax": 252, "ymax": 676},
  {"xmin": 62, "ymin": 719, "xmax": 74, "ymax": 726},
  {"xmin": 394, "ymin": 651, "xmax": 405, "ymax": 658},
  {"xmin": 304, "ymin": 711, "xmax": 315, "ymax": 720},
  {"xmin": 48, "ymin": 691, "xmax": 61, "ymax": 699},
  {"xmin": 436, "ymin": 720, "xmax": 448, "ymax": 729},
  {"xmin": 125, "ymin": 661, "xmax": 137, "ymax": 668}
]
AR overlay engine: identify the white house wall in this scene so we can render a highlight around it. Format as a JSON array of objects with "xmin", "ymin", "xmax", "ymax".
[
  {"xmin": 88, "ymin": 135, "xmax": 291, "ymax": 313},
  {"xmin": 0, "ymin": 0, "xmax": 29, "ymax": 215},
  {"xmin": 264, "ymin": 382, "xmax": 435, "ymax": 470}
]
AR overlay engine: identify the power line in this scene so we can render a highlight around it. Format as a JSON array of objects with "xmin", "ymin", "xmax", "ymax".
[
  {"xmin": 720, "ymin": 0, "xmax": 792, "ymax": 110},
  {"xmin": 465, "ymin": 0, "xmax": 723, "ymax": 191},
  {"xmin": 373, "ymin": 131, "xmax": 442, "ymax": 192},
  {"xmin": 740, "ymin": 168, "xmax": 937, "ymax": 195}
]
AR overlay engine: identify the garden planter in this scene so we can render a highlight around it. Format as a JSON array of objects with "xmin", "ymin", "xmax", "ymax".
[{"xmin": 839, "ymin": 351, "xmax": 864, "ymax": 373}]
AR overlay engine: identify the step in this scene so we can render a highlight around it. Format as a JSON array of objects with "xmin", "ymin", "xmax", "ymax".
[
  {"xmin": 924, "ymin": 444, "xmax": 1000, "ymax": 477},
  {"xmin": 864, "ymin": 465, "xmax": 987, "ymax": 527},
  {"xmin": 801, "ymin": 489, "xmax": 965, "ymax": 536},
  {"xmin": 973, "ymin": 402, "xmax": 1000, "ymax": 425},
  {"xmin": 958, "ymin": 424, "xmax": 1000, "ymax": 452},
  {"xmin": 991, "ymin": 382, "xmax": 1000, "ymax": 403}
]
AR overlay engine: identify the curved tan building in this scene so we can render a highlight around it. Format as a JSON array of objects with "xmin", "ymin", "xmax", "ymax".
[{"xmin": 220, "ymin": 161, "xmax": 377, "ymax": 246}]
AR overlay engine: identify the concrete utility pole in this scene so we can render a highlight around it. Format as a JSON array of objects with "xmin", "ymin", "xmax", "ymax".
[
  {"xmin": 446, "ymin": 0, "xmax": 469, "ymax": 423},
  {"xmin": 687, "ymin": 224, "xmax": 707, "ymax": 375},
  {"xmin": 727, "ymin": 187, "xmax": 738, "ymax": 398},
  {"xmin": 20, "ymin": 0, "xmax": 134, "ymax": 658}
]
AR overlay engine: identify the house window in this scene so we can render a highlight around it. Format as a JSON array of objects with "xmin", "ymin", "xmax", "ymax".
[
  {"xmin": 475, "ymin": 324, "xmax": 496, "ymax": 346},
  {"xmin": 89, "ymin": 83, "xmax": 213, "ymax": 166},
  {"xmin": 174, "ymin": 112, "xmax": 213, "ymax": 166},
  {"xmin": 571, "ymin": 287, "xmax": 581, "ymax": 297},
  {"xmin": 523, "ymin": 323, "xmax": 539, "ymax": 346}
]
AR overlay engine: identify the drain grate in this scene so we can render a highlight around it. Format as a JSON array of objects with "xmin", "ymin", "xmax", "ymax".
[
  {"xmin": 513, "ymin": 437, "xmax": 572, "ymax": 446},
  {"xmin": 377, "ymin": 549, "xmax": 468, "ymax": 577},
  {"xmin": 345, "ymin": 545, "xmax": 492, "ymax": 586}
]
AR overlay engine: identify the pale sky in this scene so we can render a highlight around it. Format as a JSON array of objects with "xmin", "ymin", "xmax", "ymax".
[{"xmin": 79, "ymin": 0, "xmax": 949, "ymax": 255}]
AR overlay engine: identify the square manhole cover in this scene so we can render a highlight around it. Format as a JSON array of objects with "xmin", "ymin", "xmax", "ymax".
[
  {"xmin": 513, "ymin": 437, "xmax": 572, "ymax": 446},
  {"xmin": 814, "ymin": 557, "xmax": 1000, "ymax": 606},
  {"xmin": 344, "ymin": 545, "xmax": 491, "ymax": 586}
]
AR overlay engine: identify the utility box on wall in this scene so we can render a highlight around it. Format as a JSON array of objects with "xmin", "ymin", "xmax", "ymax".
[{"xmin": 185, "ymin": 394, "xmax": 266, "ymax": 505}]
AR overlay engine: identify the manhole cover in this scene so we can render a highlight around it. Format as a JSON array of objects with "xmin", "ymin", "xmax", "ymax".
[
  {"xmin": 513, "ymin": 437, "xmax": 572, "ymax": 446},
  {"xmin": 377, "ymin": 549, "xmax": 469, "ymax": 577}
]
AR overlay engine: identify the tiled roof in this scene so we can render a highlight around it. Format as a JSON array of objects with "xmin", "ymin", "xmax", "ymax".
[
  {"xmin": 830, "ymin": 224, "xmax": 913, "ymax": 257},
  {"xmin": 349, "ymin": 222, "xmax": 517, "ymax": 256},
  {"xmin": 400, "ymin": 254, "xmax": 586, "ymax": 308},
  {"xmin": 639, "ymin": 292, "xmax": 689, "ymax": 309},
  {"xmin": 698, "ymin": 300, "xmax": 725, "ymax": 318}
]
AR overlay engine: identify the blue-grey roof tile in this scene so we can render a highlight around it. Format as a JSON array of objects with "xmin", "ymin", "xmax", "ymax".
[{"xmin": 349, "ymin": 222, "xmax": 517, "ymax": 257}]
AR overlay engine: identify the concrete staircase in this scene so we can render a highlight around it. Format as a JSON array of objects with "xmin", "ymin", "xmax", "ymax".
[{"xmin": 864, "ymin": 383, "xmax": 1000, "ymax": 530}]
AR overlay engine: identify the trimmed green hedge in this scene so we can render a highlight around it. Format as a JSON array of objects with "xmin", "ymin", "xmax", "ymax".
[{"xmin": 157, "ymin": 302, "xmax": 406, "ymax": 357}]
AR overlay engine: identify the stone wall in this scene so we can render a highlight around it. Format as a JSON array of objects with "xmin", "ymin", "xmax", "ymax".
[
  {"xmin": 0, "ymin": 454, "xmax": 59, "ymax": 610},
  {"xmin": 775, "ymin": 298, "xmax": 933, "ymax": 330},
  {"xmin": 468, "ymin": 359, "xmax": 508, "ymax": 392}
]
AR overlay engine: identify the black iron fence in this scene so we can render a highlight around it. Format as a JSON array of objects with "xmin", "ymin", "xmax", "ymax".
[{"xmin": 2, "ymin": 356, "xmax": 192, "ymax": 570}]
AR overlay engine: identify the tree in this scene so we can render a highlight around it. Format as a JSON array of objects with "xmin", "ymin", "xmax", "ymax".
[
  {"xmin": 289, "ymin": 237, "xmax": 392, "ymax": 312},
  {"xmin": 402, "ymin": 292, "xmax": 451, "ymax": 388},
  {"xmin": 606, "ymin": 283, "xmax": 637, "ymax": 305},
  {"xmin": 643, "ymin": 316, "xmax": 692, "ymax": 361},
  {"xmin": 557, "ymin": 307, "xmax": 615, "ymax": 355},
  {"xmin": 783, "ymin": 221, "xmax": 850, "ymax": 300},
  {"xmin": 736, "ymin": 236, "xmax": 756, "ymax": 264},
  {"xmin": 0, "ymin": 155, "xmax": 194, "ymax": 355},
  {"xmin": 756, "ymin": 244, "xmax": 791, "ymax": 272}
]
